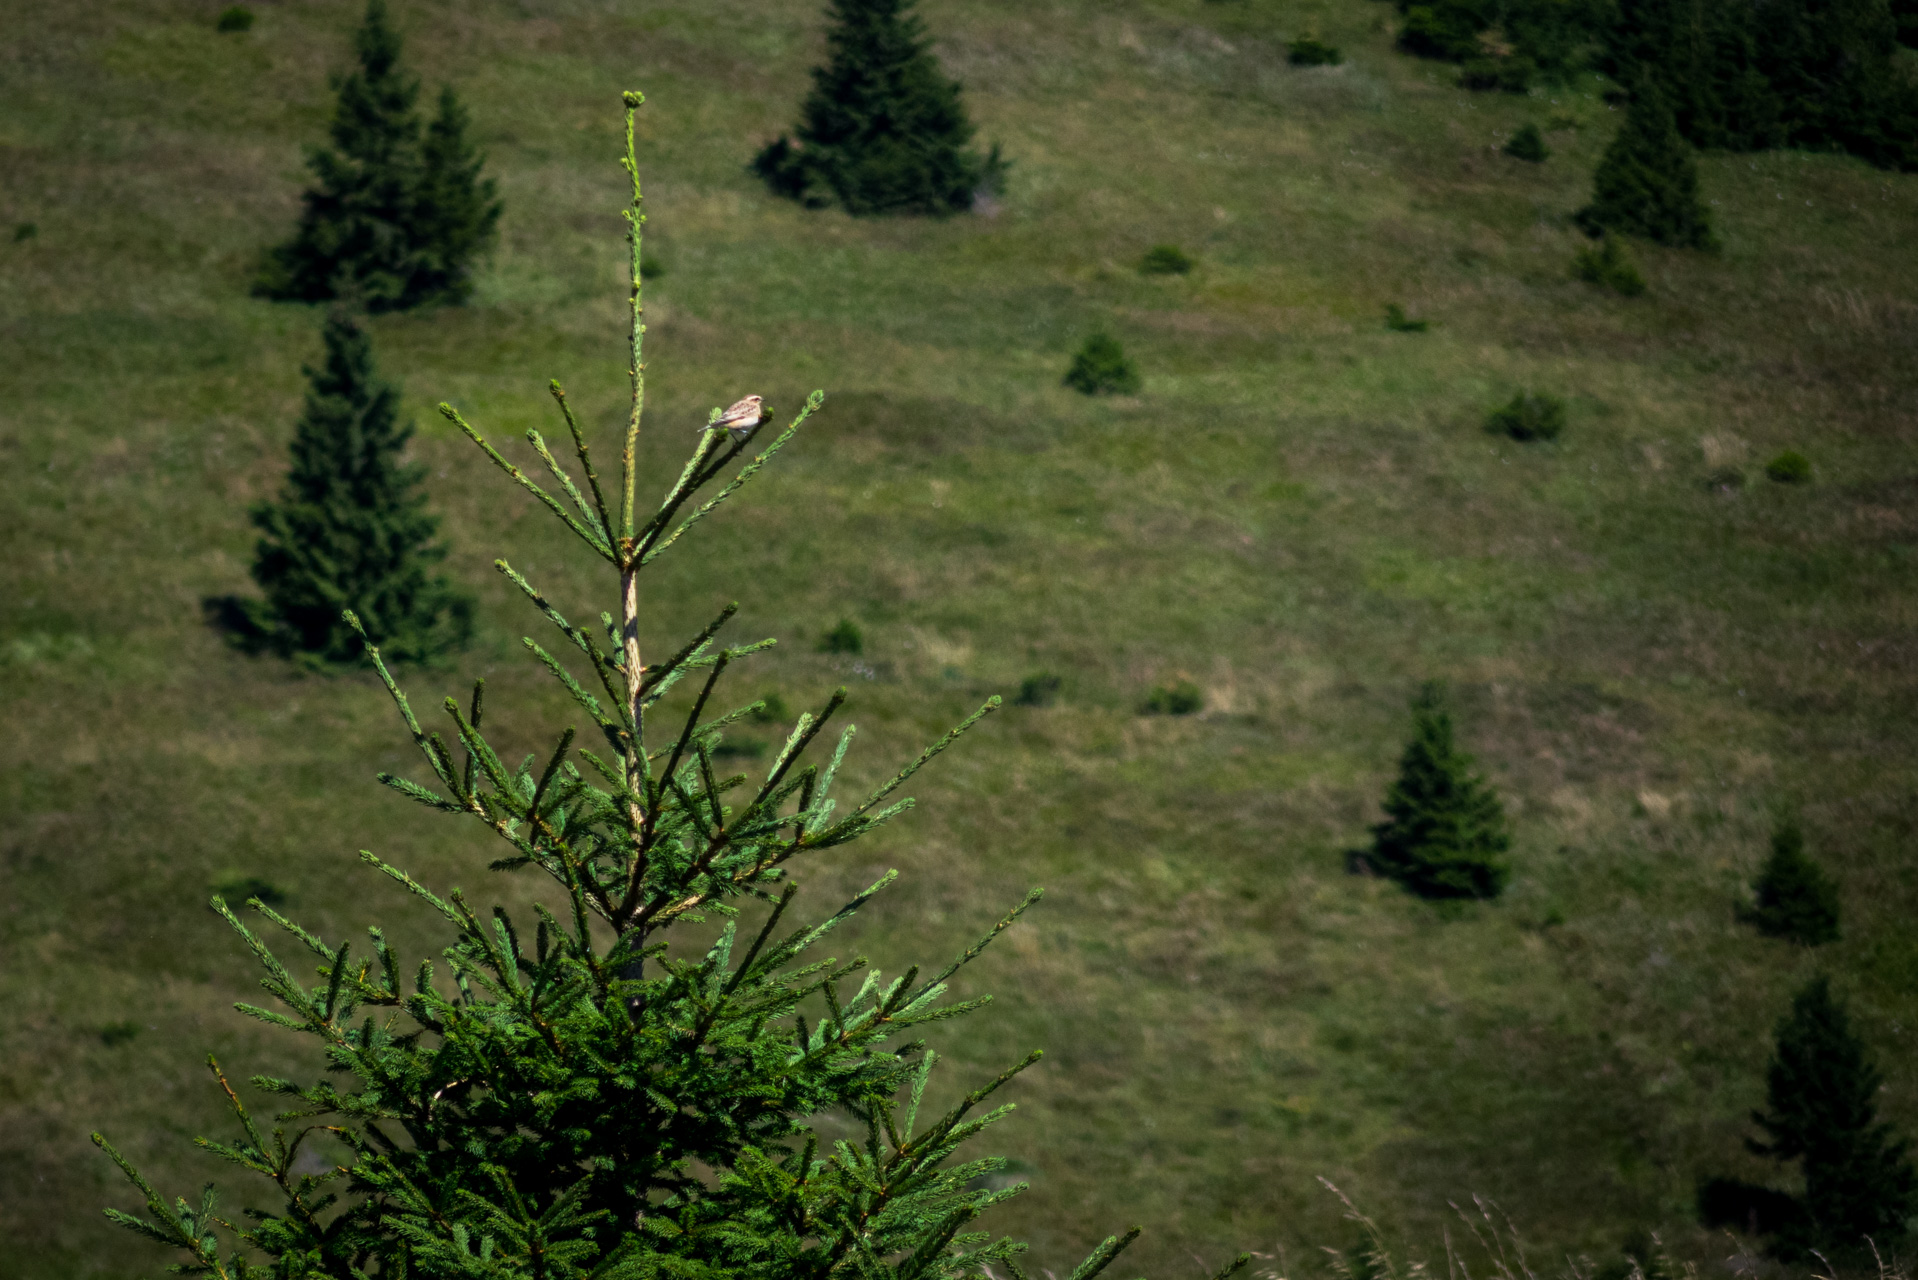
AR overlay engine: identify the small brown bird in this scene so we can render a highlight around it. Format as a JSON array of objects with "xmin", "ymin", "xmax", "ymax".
[{"xmin": 701, "ymin": 395, "xmax": 771, "ymax": 443}]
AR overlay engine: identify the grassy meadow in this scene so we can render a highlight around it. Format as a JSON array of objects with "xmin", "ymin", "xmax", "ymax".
[{"xmin": 4, "ymin": 0, "xmax": 1918, "ymax": 1275}]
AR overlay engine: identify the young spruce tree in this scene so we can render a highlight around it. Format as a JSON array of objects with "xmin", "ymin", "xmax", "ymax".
[
  {"xmin": 1366, "ymin": 683, "xmax": 1512, "ymax": 901},
  {"xmin": 1750, "ymin": 976, "xmax": 1917, "ymax": 1258},
  {"xmin": 98, "ymin": 93, "xmax": 1198, "ymax": 1280},
  {"xmin": 1576, "ymin": 78, "xmax": 1716, "ymax": 249},
  {"xmin": 1739, "ymin": 819, "xmax": 1841, "ymax": 946},
  {"xmin": 257, "ymin": 0, "xmax": 501, "ymax": 310},
  {"xmin": 232, "ymin": 310, "xmax": 472, "ymax": 664},
  {"xmin": 753, "ymin": 0, "xmax": 1004, "ymax": 216}
]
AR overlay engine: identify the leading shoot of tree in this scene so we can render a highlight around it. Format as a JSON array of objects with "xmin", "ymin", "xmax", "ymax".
[{"xmin": 94, "ymin": 93, "xmax": 1190, "ymax": 1280}]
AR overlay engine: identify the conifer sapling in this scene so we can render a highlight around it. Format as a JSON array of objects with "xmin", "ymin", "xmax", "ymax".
[
  {"xmin": 1750, "ymin": 976, "xmax": 1916, "ymax": 1257},
  {"xmin": 98, "ymin": 91, "xmax": 1184, "ymax": 1280},
  {"xmin": 1366, "ymin": 683, "xmax": 1512, "ymax": 900},
  {"xmin": 753, "ymin": 0, "xmax": 1005, "ymax": 216},
  {"xmin": 227, "ymin": 309, "xmax": 472, "ymax": 664},
  {"xmin": 1739, "ymin": 819, "xmax": 1840, "ymax": 945},
  {"xmin": 1576, "ymin": 78, "xmax": 1716, "ymax": 249}
]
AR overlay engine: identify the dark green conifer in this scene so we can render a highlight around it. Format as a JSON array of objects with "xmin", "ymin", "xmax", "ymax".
[
  {"xmin": 1750, "ymin": 977, "xmax": 1917, "ymax": 1257},
  {"xmin": 1063, "ymin": 333, "xmax": 1141, "ymax": 395},
  {"xmin": 235, "ymin": 311, "xmax": 471, "ymax": 663},
  {"xmin": 257, "ymin": 0, "xmax": 499, "ymax": 310},
  {"xmin": 753, "ymin": 0, "xmax": 1004, "ymax": 215},
  {"xmin": 1504, "ymin": 121, "xmax": 1550, "ymax": 161},
  {"xmin": 96, "ymin": 93, "xmax": 1180, "ymax": 1280},
  {"xmin": 1576, "ymin": 80, "xmax": 1716, "ymax": 249},
  {"xmin": 1739, "ymin": 820, "xmax": 1840, "ymax": 945},
  {"xmin": 1367, "ymin": 683, "xmax": 1511, "ymax": 900}
]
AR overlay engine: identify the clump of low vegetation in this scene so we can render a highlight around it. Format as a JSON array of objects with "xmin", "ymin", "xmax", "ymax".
[
  {"xmin": 1487, "ymin": 391, "xmax": 1566, "ymax": 441},
  {"xmin": 820, "ymin": 617, "xmax": 864, "ymax": 654},
  {"xmin": 1140, "ymin": 243, "xmax": 1194, "ymax": 275},
  {"xmin": 215, "ymin": 5, "xmax": 253, "ymax": 32},
  {"xmin": 1739, "ymin": 820, "xmax": 1840, "ymax": 944},
  {"xmin": 1141, "ymin": 678, "xmax": 1203, "ymax": 716},
  {"xmin": 1288, "ymin": 36, "xmax": 1344, "ymax": 66},
  {"xmin": 1573, "ymin": 233, "xmax": 1647, "ymax": 296},
  {"xmin": 1365, "ymin": 683, "xmax": 1511, "ymax": 901},
  {"xmin": 12, "ymin": 221, "xmax": 36, "ymax": 242},
  {"xmin": 1503, "ymin": 121, "xmax": 1549, "ymax": 162},
  {"xmin": 1766, "ymin": 450, "xmax": 1812, "ymax": 483},
  {"xmin": 1015, "ymin": 672, "xmax": 1062, "ymax": 706},
  {"xmin": 211, "ymin": 875, "xmax": 288, "ymax": 909},
  {"xmin": 1064, "ymin": 333, "xmax": 1141, "ymax": 395},
  {"xmin": 1384, "ymin": 303, "xmax": 1429, "ymax": 332},
  {"xmin": 1459, "ymin": 55, "xmax": 1534, "ymax": 92}
]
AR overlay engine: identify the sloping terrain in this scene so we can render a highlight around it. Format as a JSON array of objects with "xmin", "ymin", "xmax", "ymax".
[{"xmin": 2, "ymin": 2, "xmax": 1916, "ymax": 1276}]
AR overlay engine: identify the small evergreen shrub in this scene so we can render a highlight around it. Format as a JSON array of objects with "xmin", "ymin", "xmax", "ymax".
[
  {"xmin": 1504, "ymin": 121, "xmax": 1550, "ymax": 161},
  {"xmin": 1738, "ymin": 820, "xmax": 1840, "ymax": 944},
  {"xmin": 12, "ymin": 221, "xmax": 36, "ymax": 242},
  {"xmin": 1366, "ymin": 683, "xmax": 1511, "ymax": 901},
  {"xmin": 1750, "ymin": 976, "xmax": 1918, "ymax": 1258},
  {"xmin": 1385, "ymin": 303, "xmax": 1430, "ymax": 332},
  {"xmin": 1575, "ymin": 80, "xmax": 1715, "ymax": 250},
  {"xmin": 1765, "ymin": 450, "xmax": 1812, "ymax": 483},
  {"xmin": 1015, "ymin": 672, "xmax": 1063, "ymax": 706},
  {"xmin": 1487, "ymin": 391, "xmax": 1566, "ymax": 441},
  {"xmin": 1459, "ymin": 55, "xmax": 1535, "ymax": 92},
  {"xmin": 1140, "ymin": 243, "xmax": 1194, "ymax": 275},
  {"xmin": 215, "ymin": 6, "xmax": 254, "ymax": 32},
  {"xmin": 1141, "ymin": 679, "xmax": 1204, "ymax": 716},
  {"xmin": 1397, "ymin": 5, "xmax": 1481, "ymax": 60},
  {"xmin": 639, "ymin": 253, "xmax": 665, "ymax": 280},
  {"xmin": 1288, "ymin": 36, "xmax": 1345, "ymax": 65},
  {"xmin": 1572, "ymin": 234, "xmax": 1647, "ymax": 295},
  {"xmin": 821, "ymin": 617, "xmax": 865, "ymax": 654},
  {"xmin": 1064, "ymin": 333, "xmax": 1141, "ymax": 395},
  {"xmin": 212, "ymin": 875, "xmax": 289, "ymax": 909},
  {"xmin": 99, "ymin": 1021, "xmax": 142, "ymax": 1048},
  {"xmin": 753, "ymin": 0, "xmax": 1006, "ymax": 216}
]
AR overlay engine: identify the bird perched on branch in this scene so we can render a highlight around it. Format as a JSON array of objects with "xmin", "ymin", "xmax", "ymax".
[{"xmin": 702, "ymin": 395, "xmax": 771, "ymax": 443}]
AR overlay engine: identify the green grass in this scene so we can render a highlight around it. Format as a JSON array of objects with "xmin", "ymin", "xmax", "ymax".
[{"xmin": 4, "ymin": 1, "xmax": 1918, "ymax": 1276}]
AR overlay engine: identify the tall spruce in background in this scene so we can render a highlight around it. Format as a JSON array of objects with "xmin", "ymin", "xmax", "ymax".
[
  {"xmin": 98, "ymin": 92, "xmax": 1191, "ymax": 1280},
  {"xmin": 1576, "ymin": 79, "xmax": 1716, "ymax": 249},
  {"xmin": 752, "ymin": 0, "xmax": 1004, "ymax": 215},
  {"xmin": 1750, "ymin": 977, "xmax": 1917, "ymax": 1258},
  {"xmin": 257, "ymin": 0, "xmax": 500, "ymax": 310},
  {"xmin": 232, "ymin": 310, "xmax": 471, "ymax": 664},
  {"xmin": 1739, "ymin": 820, "xmax": 1841, "ymax": 945},
  {"xmin": 1366, "ymin": 683, "xmax": 1511, "ymax": 901}
]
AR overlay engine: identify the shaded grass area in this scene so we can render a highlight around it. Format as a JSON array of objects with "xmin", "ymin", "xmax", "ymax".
[{"xmin": 3, "ymin": 0, "xmax": 1917, "ymax": 1276}]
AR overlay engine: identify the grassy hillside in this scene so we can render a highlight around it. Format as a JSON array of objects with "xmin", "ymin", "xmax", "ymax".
[{"xmin": 4, "ymin": 1, "xmax": 1917, "ymax": 1276}]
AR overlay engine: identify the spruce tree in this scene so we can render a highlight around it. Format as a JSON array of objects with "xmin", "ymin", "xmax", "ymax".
[
  {"xmin": 1577, "ymin": 79, "xmax": 1716, "ymax": 249},
  {"xmin": 97, "ymin": 92, "xmax": 1196, "ymax": 1280},
  {"xmin": 1750, "ymin": 977, "xmax": 1917, "ymax": 1257},
  {"xmin": 234, "ymin": 310, "xmax": 472, "ymax": 664},
  {"xmin": 1366, "ymin": 683, "xmax": 1512, "ymax": 900},
  {"xmin": 257, "ymin": 0, "xmax": 500, "ymax": 311},
  {"xmin": 752, "ymin": 0, "xmax": 1004, "ymax": 216},
  {"xmin": 1739, "ymin": 820, "xmax": 1841, "ymax": 946}
]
